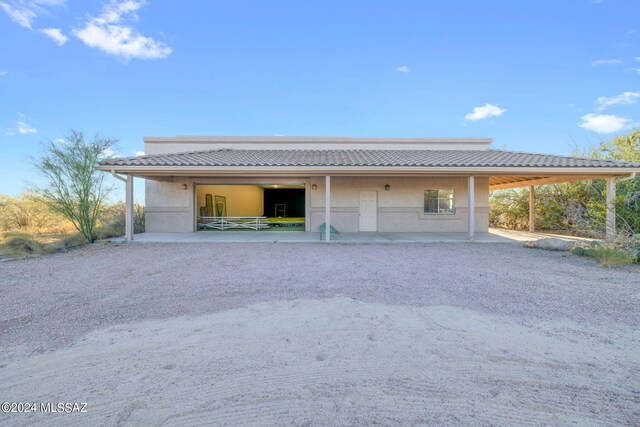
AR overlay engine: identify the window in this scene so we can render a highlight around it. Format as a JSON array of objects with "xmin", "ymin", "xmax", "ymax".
[{"xmin": 424, "ymin": 189, "xmax": 455, "ymax": 214}]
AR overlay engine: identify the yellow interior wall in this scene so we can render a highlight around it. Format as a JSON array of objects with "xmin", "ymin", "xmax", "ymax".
[{"xmin": 196, "ymin": 185, "xmax": 264, "ymax": 216}]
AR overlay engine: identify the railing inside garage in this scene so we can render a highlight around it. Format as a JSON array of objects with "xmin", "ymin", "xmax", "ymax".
[{"xmin": 197, "ymin": 216, "xmax": 270, "ymax": 231}]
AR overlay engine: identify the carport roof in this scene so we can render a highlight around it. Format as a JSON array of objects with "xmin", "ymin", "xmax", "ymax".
[{"xmin": 100, "ymin": 148, "xmax": 640, "ymax": 169}]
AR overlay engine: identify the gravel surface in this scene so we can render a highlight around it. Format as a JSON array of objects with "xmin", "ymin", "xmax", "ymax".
[{"xmin": 0, "ymin": 242, "xmax": 639, "ymax": 425}]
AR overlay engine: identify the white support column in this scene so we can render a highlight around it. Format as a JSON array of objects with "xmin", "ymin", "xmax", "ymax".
[
  {"xmin": 125, "ymin": 174, "xmax": 134, "ymax": 241},
  {"xmin": 468, "ymin": 175, "xmax": 475, "ymax": 241},
  {"xmin": 529, "ymin": 185, "xmax": 535, "ymax": 233},
  {"xmin": 606, "ymin": 177, "xmax": 616, "ymax": 240},
  {"xmin": 325, "ymin": 175, "xmax": 331, "ymax": 241}
]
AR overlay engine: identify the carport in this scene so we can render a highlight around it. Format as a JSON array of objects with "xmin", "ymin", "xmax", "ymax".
[{"xmin": 99, "ymin": 136, "xmax": 640, "ymax": 242}]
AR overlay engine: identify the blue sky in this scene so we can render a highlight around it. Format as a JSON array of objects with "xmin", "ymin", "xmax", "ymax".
[{"xmin": 0, "ymin": 0, "xmax": 639, "ymax": 198}]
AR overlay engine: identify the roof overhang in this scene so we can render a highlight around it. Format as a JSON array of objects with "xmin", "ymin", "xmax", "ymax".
[{"xmin": 99, "ymin": 165, "xmax": 638, "ymax": 188}]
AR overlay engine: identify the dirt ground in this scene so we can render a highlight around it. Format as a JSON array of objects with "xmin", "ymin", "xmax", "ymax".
[{"xmin": 1, "ymin": 242, "xmax": 638, "ymax": 425}]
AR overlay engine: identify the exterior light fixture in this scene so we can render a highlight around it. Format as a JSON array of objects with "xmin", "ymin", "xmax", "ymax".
[
  {"xmin": 182, "ymin": 184, "xmax": 188, "ymax": 190},
  {"xmin": 385, "ymin": 184, "xmax": 391, "ymax": 191},
  {"xmin": 311, "ymin": 184, "xmax": 317, "ymax": 190}
]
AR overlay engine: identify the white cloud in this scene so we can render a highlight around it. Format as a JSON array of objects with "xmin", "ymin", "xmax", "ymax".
[
  {"xmin": 9, "ymin": 113, "xmax": 38, "ymax": 135},
  {"xmin": 0, "ymin": 0, "xmax": 65, "ymax": 29},
  {"xmin": 596, "ymin": 91, "xmax": 640, "ymax": 110},
  {"xmin": 0, "ymin": 1, "xmax": 37, "ymax": 28},
  {"xmin": 39, "ymin": 27, "xmax": 67, "ymax": 45},
  {"xmin": 591, "ymin": 59, "xmax": 622, "ymax": 66},
  {"xmin": 0, "ymin": 71, "xmax": 7, "ymax": 76},
  {"xmin": 464, "ymin": 103, "xmax": 506, "ymax": 121},
  {"xmin": 73, "ymin": 0, "xmax": 171, "ymax": 60},
  {"xmin": 53, "ymin": 138, "xmax": 65, "ymax": 144},
  {"xmin": 135, "ymin": 151, "xmax": 144, "ymax": 156},
  {"xmin": 102, "ymin": 148, "xmax": 119, "ymax": 158},
  {"xmin": 396, "ymin": 65, "xmax": 410, "ymax": 73},
  {"xmin": 635, "ymin": 68, "xmax": 640, "ymax": 75},
  {"xmin": 579, "ymin": 113, "xmax": 630, "ymax": 133}
]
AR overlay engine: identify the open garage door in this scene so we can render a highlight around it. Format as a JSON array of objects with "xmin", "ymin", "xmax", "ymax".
[{"xmin": 195, "ymin": 184, "xmax": 306, "ymax": 231}]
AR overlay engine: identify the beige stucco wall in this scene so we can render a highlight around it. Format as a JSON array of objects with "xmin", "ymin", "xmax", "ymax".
[
  {"xmin": 145, "ymin": 177, "xmax": 195, "ymax": 232},
  {"xmin": 196, "ymin": 185, "xmax": 264, "ymax": 217},
  {"xmin": 143, "ymin": 138, "xmax": 491, "ymax": 155},
  {"xmin": 308, "ymin": 176, "xmax": 489, "ymax": 233},
  {"xmin": 146, "ymin": 176, "xmax": 489, "ymax": 233}
]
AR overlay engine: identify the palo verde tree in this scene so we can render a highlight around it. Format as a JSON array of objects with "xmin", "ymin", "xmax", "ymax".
[{"xmin": 32, "ymin": 130, "xmax": 118, "ymax": 243}]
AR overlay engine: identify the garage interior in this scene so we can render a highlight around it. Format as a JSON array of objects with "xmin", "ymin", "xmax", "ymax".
[{"xmin": 196, "ymin": 184, "xmax": 306, "ymax": 231}]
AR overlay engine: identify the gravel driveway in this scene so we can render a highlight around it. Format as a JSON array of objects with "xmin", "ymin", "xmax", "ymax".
[{"xmin": 1, "ymin": 242, "xmax": 638, "ymax": 425}]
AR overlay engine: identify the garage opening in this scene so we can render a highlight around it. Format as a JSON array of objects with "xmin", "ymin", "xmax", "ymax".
[{"xmin": 196, "ymin": 184, "xmax": 306, "ymax": 231}]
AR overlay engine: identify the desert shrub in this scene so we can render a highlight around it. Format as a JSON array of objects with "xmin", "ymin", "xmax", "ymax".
[
  {"xmin": 62, "ymin": 233, "xmax": 90, "ymax": 249},
  {"xmin": 571, "ymin": 235, "xmax": 639, "ymax": 267},
  {"xmin": 489, "ymin": 189, "xmax": 529, "ymax": 230},
  {"xmin": 96, "ymin": 202, "xmax": 145, "ymax": 239},
  {"xmin": 0, "ymin": 234, "xmax": 44, "ymax": 258},
  {"xmin": 92, "ymin": 223, "xmax": 124, "ymax": 240},
  {"xmin": 0, "ymin": 193, "xmax": 73, "ymax": 234},
  {"xmin": 0, "ymin": 230, "xmax": 93, "ymax": 259}
]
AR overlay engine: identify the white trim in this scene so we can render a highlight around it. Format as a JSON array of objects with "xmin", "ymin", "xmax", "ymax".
[
  {"xmin": 125, "ymin": 175, "xmax": 134, "ymax": 241},
  {"xmin": 325, "ymin": 176, "xmax": 331, "ymax": 241},
  {"xmin": 304, "ymin": 179, "xmax": 311, "ymax": 232},
  {"xmin": 99, "ymin": 165, "xmax": 640, "ymax": 175},
  {"xmin": 468, "ymin": 176, "xmax": 475, "ymax": 241}
]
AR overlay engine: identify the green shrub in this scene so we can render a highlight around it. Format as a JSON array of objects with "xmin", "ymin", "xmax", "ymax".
[
  {"xmin": 571, "ymin": 246, "xmax": 585, "ymax": 256},
  {"xmin": 571, "ymin": 236, "xmax": 639, "ymax": 267}
]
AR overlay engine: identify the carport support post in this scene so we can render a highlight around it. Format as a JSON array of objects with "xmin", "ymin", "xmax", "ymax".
[
  {"xmin": 529, "ymin": 185, "xmax": 535, "ymax": 233},
  {"xmin": 468, "ymin": 175, "xmax": 475, "ymax": 241},
  {"xmin": 605, "ymin": 177, "xmax": 616, "ymax": 240},
  {"xmin": 125, "ymin": 174, "xmax": 134, "ymax": 241},
  {"xmin": 325, "ymin": 175, "xmax": 331, "ymax": 241}
]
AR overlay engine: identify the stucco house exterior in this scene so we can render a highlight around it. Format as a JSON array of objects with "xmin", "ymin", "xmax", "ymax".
[{"xmin": 99, "ymin": 136, "xmax": 640, "ymax": 241}]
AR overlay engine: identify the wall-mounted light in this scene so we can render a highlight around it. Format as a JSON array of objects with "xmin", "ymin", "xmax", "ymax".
[
  {"xmin": 182, "ymin": 183, "xmax": 188, "ymax": 190},
  {"xmin": 385, "ymin": 184, "xmax": 391, "ymax": 191},
  {"xmin": 311, "ymin": 184, "xmax": 317, "ymax": 190}
]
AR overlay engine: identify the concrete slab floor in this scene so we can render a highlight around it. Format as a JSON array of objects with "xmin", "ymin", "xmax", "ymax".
[{"xmin": 108, "ymin": 228, "xmax": 588, "ymax": 244}]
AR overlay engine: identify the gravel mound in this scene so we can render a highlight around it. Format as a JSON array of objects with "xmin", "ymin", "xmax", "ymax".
[
  {"xmin": 2, "ymin": 298, "xmax": 637, "ymax": 426},
  {"xmin": 0, "ymin": 242, "xmax": 638, "ymax": 425}
]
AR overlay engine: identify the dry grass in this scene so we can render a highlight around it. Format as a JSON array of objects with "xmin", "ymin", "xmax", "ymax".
[{"xmin": 0, "ymin": 231, "xmax": 91, "ymax": 260}]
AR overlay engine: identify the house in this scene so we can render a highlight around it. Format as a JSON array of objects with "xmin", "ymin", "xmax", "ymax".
[{"xmin": 99, "ymin": 136, "xmax": 640, "ymax": 241}]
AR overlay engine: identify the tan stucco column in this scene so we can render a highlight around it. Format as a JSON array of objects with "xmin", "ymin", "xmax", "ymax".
[
  {"xmin": 325, "ymin": 175, "xmax": 331, "ymax": 241},
  {"xmin": 468, "ymin": 175, "xmax": 475, "ymax": 241},
  {"xmin": 606, "ymin": 177, "xmax": 616, "ymax": 240},
  {"xmin": 125, "ymin": 174, "xmax": 134, "ymax": 241},
  {"xmin": 529, "ymin": 185, "xmax": 535, "ymax": 233}
]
